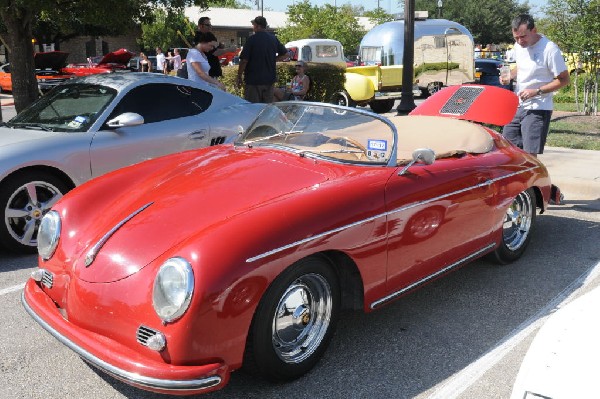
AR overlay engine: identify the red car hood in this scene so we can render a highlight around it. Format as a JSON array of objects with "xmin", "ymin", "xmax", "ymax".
[
  {"xmin": 71, "ymin": 147, "xmax": 329, "ymax": 283},
  {"xmin": 410, "ymin": 84, "xmax": 519, "ymax": 126},
  {"xmin": 34, "ymin": 51, "xmax": 69, "ymax": 70},
  {"xmin": 96, "ymin": 48, "xmax": 134, "ymax": 66}
]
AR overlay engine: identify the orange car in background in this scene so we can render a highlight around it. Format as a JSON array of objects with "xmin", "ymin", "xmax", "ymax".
[
  {"xmin": 63, "ymin": 48, "xmax": 135, "ymax": 76},
  {"xmin": 0, "ymin": 51, "xmax": 75, "ymax": 93}
]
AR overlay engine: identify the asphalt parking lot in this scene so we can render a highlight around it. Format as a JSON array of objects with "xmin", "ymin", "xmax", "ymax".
[{"xmin": 1, "ymin": 95, "xmax": 599, "ymax": 399}]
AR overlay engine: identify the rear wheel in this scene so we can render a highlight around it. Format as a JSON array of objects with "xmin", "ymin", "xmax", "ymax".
[
  {"xmin": 492, "ymin": 188, "xmax": 536, "ymax": 264},
  {"xmin": 243, "ymin": 256, "xmax": 340, "ymax": 381},
  {"xmin": 0, "ymin": 171, "xmax": 70, "ymax": 253},
  {"xmin": 369, "ymin": 99, "xmax": 395, "ymax": 114}
]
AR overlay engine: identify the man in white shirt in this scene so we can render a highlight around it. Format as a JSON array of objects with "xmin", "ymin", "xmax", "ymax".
[
  {"xmin": 501, "ymin": 14, "xmax": 569, "ymax": 156},
  {"xmin": 155, "ymin": 47, "xmax": 166, "ymax": 74}
]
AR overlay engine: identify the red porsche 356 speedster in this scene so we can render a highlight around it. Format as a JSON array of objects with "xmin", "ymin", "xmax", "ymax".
[{"xmin": 23, "ymin": 85, "xmax": 553, "ymax": 395}]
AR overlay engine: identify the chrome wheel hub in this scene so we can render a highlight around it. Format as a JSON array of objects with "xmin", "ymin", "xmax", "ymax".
[
  {"xmin": 502, "ymin": 191, "xmax": 534, "ymax": 251},
  {"xmin": 272, "ymin": 273, "xmax": 332, "ymax": 364}
]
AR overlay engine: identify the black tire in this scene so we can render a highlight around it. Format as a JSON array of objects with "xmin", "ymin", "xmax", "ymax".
[
  {"xmin": 369, "ymin": 99, "xmax": 395, "ymax": 114},
  {"xmin": 330, "ymin": 91, "xmax": 356, "ymax": 108},
  {"xmin": 491, "ymin": 188, "xmax": 537, "ymax": 264},
  {"xmin": 0, "ymin": 171, "xmax": 70, "ymax": 253},
  {"xmin": 243, "ymin": 256, "xmax": 340, "ymax": 381}
]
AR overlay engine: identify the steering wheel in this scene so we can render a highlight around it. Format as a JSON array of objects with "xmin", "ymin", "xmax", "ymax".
[{"xmin": 325, "ymin": 136, "xmax": 368, "ymax": 156}]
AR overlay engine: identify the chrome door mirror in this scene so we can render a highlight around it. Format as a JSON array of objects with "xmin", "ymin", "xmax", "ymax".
[
  {"xmin": 106, "ymin": 112, "xmax": 144, "ymax": 128},
  {"xmin": 398, "ymin": 148, "xmax": 436, "ymax": 175}
]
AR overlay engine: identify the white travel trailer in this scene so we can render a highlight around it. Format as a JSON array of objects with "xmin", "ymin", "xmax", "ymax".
[{"xmin": 359, "ymin": 15, "xmax": 475, "ymax": 96}]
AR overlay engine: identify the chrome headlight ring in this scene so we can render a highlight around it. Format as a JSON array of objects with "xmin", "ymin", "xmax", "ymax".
[
  {"xmin": 152, "ymin": 257, "xmax": 194, "ymax": 323},
  {"xmin": 38, "ymin": 210, "xmax": 61, "ymax": 260}
]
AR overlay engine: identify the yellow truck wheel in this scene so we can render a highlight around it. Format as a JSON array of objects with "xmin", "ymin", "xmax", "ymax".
[{"xmin": 330, "ymin": 91, "xmax": 356, "ymax": 107}]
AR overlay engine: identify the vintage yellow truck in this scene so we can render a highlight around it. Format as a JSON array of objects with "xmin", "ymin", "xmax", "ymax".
[{"xmin": 285, "ymin": 15, "xmax": 474, "ymax": 114}]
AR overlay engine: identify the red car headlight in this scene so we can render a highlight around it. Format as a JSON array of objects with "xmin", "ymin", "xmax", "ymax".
[
  {"xmin": 38, "ymin": 210, "xmax": 61, "ymax": 260},
  {"xmin": 152, "ymin": 257, "xmax": 194, "ymax": 322}
]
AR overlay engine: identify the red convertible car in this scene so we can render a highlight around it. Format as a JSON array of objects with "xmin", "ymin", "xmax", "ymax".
[{"xmin": 23, "ymin": 85, "xmax": 553, "ymax": 395}]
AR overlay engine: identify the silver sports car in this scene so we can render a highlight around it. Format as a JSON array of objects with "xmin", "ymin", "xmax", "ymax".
[{"xmin": 0, "ymin": 73, "xmax": 265, "ymax": 253}]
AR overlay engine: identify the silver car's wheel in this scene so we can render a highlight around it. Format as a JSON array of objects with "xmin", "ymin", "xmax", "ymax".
[
  {"xmin": 244, "ymin": 257, "xmax": 340, "ymax": 381},
  {"xmin": 0, "ymin": 172, "xmax": 70, "ymax": 253},
  {"xmin": 492, "ymin": 188, "xmax": 536, "ymax": 264}
]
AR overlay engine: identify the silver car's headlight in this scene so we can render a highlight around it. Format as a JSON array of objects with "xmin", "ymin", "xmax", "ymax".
[
  {"xmin": 152, "ymin": 257, "xmax": 194, "ymax": 322},
  {"xmin": 38, "ymin": 210, "xmax": 61, "ymax": 260}
]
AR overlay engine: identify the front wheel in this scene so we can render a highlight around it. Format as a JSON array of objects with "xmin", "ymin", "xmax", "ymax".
[
  {"xmin": 329, "ymin": 91, "xmax": 356, "ymax": 108},
  {"xmin": 492, "ymin": 188, "xmax": 537, "ymax": 264},
  {"xmin": 243, "ymin": 256, "xmax": 340, "ymax": 381},
  {"xmin": 0, "ymin": 171, "xmax": 70, "ymax": 253}
]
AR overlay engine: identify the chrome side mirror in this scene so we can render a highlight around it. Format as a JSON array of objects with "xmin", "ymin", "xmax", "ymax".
[
  {"xmin": 398, "ymin": 148, "xmax": 436, "ymax": 175},
  {"xmin": 106, "ymin": 112, "xmax": 144, "ymax": 128}
]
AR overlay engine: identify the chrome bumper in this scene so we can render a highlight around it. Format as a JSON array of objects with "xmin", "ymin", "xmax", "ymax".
[{"xmin": 21, "ymin": 291, "xmax": 222, "ymax": 393}]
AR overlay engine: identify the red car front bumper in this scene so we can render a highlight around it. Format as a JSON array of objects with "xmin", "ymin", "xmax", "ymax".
[{"xmin": 22, "ymin": 279, "xmax": 229, "ymax": 396}]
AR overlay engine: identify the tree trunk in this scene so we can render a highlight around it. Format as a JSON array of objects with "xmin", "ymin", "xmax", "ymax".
[{"xmin": 1, "ymin": 7, "xmax": 38, "ymax": 113}]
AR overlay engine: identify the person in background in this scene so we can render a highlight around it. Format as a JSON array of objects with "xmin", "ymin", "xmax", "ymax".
[
  {"xmin": 166, "ymin": 49, "xmax": 182, "ymax": 75},
  {"xmin": 155, "ymin": 47, "xmax": 166, "ymax": 74},
  {"xmin": 274, "ymin": 60, "xmax": 310, "ymax": 101},
  {"xmin": 138, "ymin": 52, "xmax": 151, "ymax": 72},
  {"xmin": 501, "ymin": 14, "xmax": 569, "ymax": 157},
  {"xmin": 236, "ymin": 16, "xmax": 288, "ymax": 103},
  {"xmin": 186, "ymin": 32, "xmax": 225, "ymax": 90},
  {"xmin": 197, "ymin": 16, "xmax": 223, "ymax": 79}
]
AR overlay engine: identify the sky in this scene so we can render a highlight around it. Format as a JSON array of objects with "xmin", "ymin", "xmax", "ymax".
[{"xmin": 264, "ymin": 0, "xmax": 546, "ymax": 17}]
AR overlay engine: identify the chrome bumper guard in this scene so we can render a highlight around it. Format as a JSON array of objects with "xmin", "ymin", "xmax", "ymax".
[{"xmin": 21, "ymin": 292, "xmax": 222, "ymax": 392}]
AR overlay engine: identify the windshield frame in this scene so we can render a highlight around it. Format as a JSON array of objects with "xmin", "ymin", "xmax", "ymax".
[{"xmin": 235, "ymin": 102, "xmax": 398, "ymax": 167}]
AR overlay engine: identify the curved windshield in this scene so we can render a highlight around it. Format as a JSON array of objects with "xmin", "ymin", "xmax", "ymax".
[
  {"xmin": 236, "ymin": 103, "xmax": 397, "ymax": 166},
  {"xmin": 7, "ymin": 84, "xmax": 117, "ymax": 132}
]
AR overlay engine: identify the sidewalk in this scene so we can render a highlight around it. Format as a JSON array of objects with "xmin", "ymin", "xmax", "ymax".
[{"xmin": 538, "ymin": 147, "xmax": 600, "ymax": 202}]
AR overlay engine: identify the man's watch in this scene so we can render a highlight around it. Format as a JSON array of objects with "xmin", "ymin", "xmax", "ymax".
[{"xmin": 537, "ymin": 88, "xmax": 544, "ymax": 96}]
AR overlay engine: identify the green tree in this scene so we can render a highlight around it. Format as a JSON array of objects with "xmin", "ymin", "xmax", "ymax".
[
  {"xmin": 0, "ymin": 0, "xmax": 228, "ymax": 113},
  {"xmin": 414, "ymin": 0, "xmax": 529, "ymax": 45},
  {"xmin": 139, "ymin": 9, "xmax": 196, "ymax": 51},
  {"xmin": 363, "ymin": 7, "xmax": 395, "ymax": 26},
  {"xmin": 277, "ymin": 1, "xmax": 366, "ymax": 55}
]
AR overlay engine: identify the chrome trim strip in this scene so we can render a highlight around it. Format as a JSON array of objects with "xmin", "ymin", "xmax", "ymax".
[
  {"xmin": 370, "ymin": 243, "xmax": 496, "ymax": 309},
  {"xmin": 246, "ymin": 166, "xmax": 538, "ymax": 263},
  {"xmin": 85, "ymin": 202, "xmax": 153, "ymax": 267},
  {"xmin": 21, "ymin": 292, "xmax": 222, "ymax": 392}
]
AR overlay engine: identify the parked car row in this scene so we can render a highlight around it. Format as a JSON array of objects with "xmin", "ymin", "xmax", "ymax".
[{"xmin": 20, "ymin": 83, "xmax": 555, "ymax": 396}]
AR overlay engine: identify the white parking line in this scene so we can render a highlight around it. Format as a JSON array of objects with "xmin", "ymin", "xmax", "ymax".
[
  {"xmin": 427, "ymin": 260, "xmax": 600, "ymax": 399},
  {"xmin": 0, "ymin": 282, "xmax": 26, "ymax": 296}
]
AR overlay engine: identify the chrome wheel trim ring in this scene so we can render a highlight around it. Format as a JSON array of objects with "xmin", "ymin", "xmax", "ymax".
[
  {"xmin": 272, "ymin": 273, "xmax": 333, "ymax": 364},
  {"xmin": 502, "ymin": 191, "xmax": 534, "ymax": 251},
  {"xmin": 4, "ymin": 180, "xmax": 63, "ymax": 247}
]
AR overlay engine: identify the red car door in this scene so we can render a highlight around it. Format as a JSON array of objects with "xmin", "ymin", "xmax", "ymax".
[{"xmin": 381, "ymin": 155, "xmax": 496, "ymax": 302}]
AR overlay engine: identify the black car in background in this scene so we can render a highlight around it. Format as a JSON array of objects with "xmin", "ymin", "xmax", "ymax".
[{"xmin": 475, "ymin": 58, "xmax": 513, "ymax": 91}]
